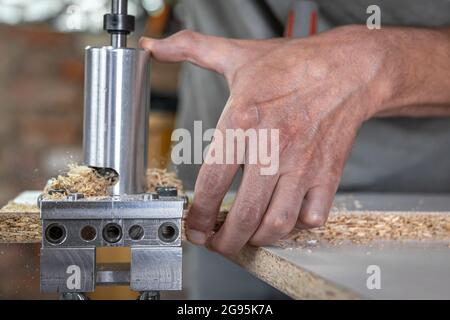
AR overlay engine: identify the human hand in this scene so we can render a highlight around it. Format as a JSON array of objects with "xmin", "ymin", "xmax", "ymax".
[{"xmin": 140, "ymin": 25, "xmax": 448, "ymax": 256}]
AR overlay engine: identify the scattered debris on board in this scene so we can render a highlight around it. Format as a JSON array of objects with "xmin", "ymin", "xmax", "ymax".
[
  {"xmin": 284, "ymin": 213, "xmax": 450, "ymax": 247},
  {"xmin": 1, "ymin": 166, "xmax": 449, "ymax": 247},
  {"xmin": 0, "ymin": 166, "xmax": 184, "ymax": 243},
  {"xmin": 203, "ymin": 211, "xmax": 450, "ymax": 248}
]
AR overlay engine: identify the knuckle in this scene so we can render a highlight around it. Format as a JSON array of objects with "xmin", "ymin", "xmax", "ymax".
[
  {"xmin": 171, "ymin": 30, "xmax": 197, "ymax": 57},
  {"xmin": 268, "ymin": 213, "xmax": 293, "ymax": 235},
  {"xmin": 300, "ymin": 213, "xmax": 327, "ymax": 228}
]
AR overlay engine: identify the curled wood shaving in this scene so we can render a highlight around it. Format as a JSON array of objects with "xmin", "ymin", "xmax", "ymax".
[
  {"xmin": 42, "ymin": 166, "xmax": 184, "ymax": 200},
  {"xmin": 0, "ymin": 168, "xmax": 184, "ymax": 243},
  {"xmin": 43, "ymin": 165, "xmax": 112, "ymax": 200}
]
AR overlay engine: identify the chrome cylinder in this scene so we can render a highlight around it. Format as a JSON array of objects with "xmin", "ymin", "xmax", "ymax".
[{"xmin": 83, "ymin": 46, "xmax": 150, "ymax": 195}]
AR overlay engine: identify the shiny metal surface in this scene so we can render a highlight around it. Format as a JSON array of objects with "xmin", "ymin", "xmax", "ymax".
[
  {"xmin": 40, "ymin": 193, "xmax": 184, "ymax": 293},
  {"xmin": 0, "ymin": 243, "xmax": 186, "ymax": 300},
  {"xmin": 96, "ymin": 263, "xmax": 130, "ymax": 286},
  {"xmin": 42, "ymin": 218, "xmax": 181, "ymax": 247},
  {"xmin": 112, "ymin": 0, "xmax": 127, "ymax": 15},
  {"xmin": 108, "ymin": 0, "xmax": 132, "ymax": 48},
  {"xmin": 40, "ymin": 247, "xmax": 95, "ymax": 293},
  {"xmin": 131, "ymin": 247, "xmax": 182, "ymax": 291},
  {"xmin": 112, "ymin": 34, "xmax": 127, "ymax": 48},
  {"xmin": 40, "ymin": 194, "xmax": 185, "ymax": 220},
  {"xmin": 83, "ymin": 46, "xmax": 150, "ymax": 195}
]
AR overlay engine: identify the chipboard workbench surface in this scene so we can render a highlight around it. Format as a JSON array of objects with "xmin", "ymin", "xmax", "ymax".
[{"xmin": 1, "ymin": 191, "xmax": 449, "ymax": 299}]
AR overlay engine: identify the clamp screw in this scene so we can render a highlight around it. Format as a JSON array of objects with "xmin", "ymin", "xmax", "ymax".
[
  {"xmin": 142, "ymin": 193, "xmax": 158, "ymax": 201},
  {"xmin": 155, "ymin": 186, "xmax": 178, "ymax": 197},
  {"xmin": 66, "ymin": 193, "xmax": 84, "ymax": 201}
]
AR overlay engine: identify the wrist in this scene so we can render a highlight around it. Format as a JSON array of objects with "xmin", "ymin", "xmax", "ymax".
[{"xmin": 372, "ymin": 27, "xmax": 450, "ymax": 117}]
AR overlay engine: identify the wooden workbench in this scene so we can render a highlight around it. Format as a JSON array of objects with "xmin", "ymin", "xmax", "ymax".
[{"xmin": 1, "ymin": 192, "xmax": 450, "ymax": 299}]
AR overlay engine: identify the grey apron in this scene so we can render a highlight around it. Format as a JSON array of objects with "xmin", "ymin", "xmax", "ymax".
[{"xmin": 175, "ymin": 0, "xmax": 450, "ymax": 193}]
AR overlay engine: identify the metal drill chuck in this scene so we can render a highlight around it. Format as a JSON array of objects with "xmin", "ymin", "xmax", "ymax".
[
  {"xmin": 103, "ymin": 13, "xmax": 135, "ymax": 35},
  {"xmin": 104, "ymin": 0, "xmax": 135, "ymax": 48}
]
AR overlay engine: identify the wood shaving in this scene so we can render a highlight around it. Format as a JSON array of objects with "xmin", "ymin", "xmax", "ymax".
[
  {"xmin": 2, "ymin": 165, "xmax": 449, "ymax": 248},
  {"xmin": 0, "ymin": 167, "xmax": 184, "ymax": 243},
  {"xmin": 43, "ymin": 164, "xmax": 112, "ymax": 199},
  {"xmin": 146, "ymin": 168, "xmax": 184, "ymax": 194},
  {"xmin": 284, "ymin": 213, "xmax": 450, "ymax": 246},
  {"xmin": 191, "ymin": 211, "xmax": 449, "ymax": 247},
  {"xmin": 41, "ymin": 166, "xmax": 184, "ymax": 200}
]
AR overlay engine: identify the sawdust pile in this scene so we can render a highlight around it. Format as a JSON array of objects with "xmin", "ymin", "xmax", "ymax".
[
  {"xmin": 43, "ymin": 165, "xmax": 112, "ymax": 199},
  {"xmin": 41, "ymin": 165, "xmax": 184, "ymax": 200},
  {"xmin": 0, "ymin": 167, "xmax": 184, "ymax": 243},
  {"xmin": 285, "ymin": 213, "xmax": 450, "ymax": 246}
]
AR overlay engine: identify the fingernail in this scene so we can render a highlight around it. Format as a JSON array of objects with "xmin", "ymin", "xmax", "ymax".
[{"xmin": 187, "ymin": 229, "xmax": 207, "ymax": 245}]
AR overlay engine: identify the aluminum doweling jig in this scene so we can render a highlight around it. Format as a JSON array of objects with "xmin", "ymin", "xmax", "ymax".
[{"xmin": 39, "ymin": 0, "xmax": 185, "ymax": 300}]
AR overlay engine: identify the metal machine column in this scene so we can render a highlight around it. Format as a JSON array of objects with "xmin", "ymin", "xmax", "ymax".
[{"xmin": 40, "ymin": 0, "xmax": 185, "ymax": 300}]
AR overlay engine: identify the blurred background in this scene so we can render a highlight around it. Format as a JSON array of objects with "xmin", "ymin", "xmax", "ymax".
[
  {"xmin": 0, "ymin": 0, "xmax": 182, "ymax": 300},
  {"xmin": 0, "ymin": 0, "xmax": 286, "ymax": 300},
  {"xmin": 0, "ymin": 0, "xmax": 182, "ymax": 208}
]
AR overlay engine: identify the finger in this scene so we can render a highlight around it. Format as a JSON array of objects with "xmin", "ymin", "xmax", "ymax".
[
  {"xmin": 139, "ymin": 30, "xmax": 236, "ymax": 75},
  {"xmin": 249, "ymin": 174, "xmax": 305, "ymax": 246},
  {"xmin": 296, "ymin": 184, "xmax": 336, "ymax": 229},
  {"xmin": 186, "ymin": 94, "xmax": 262, "ymax": 245},
  {"xmin": 186, "ymin": 161, "xmax": 240, "ymax": 245},
  {"xmin": 185, "ymin": 98, "xmax": 245, "ymax": 245},
  {"xmin": 208, "ymin": 165, "xmax": 279, "ymax": 256}
]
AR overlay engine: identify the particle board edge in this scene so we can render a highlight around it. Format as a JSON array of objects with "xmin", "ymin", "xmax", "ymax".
[{"xmin": 231, "ymin": 245, "xmax": 361, "ymax": 300}]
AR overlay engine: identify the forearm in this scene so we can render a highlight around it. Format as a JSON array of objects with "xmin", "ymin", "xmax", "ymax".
[{"xmin": 374, "ymin": 27, "xmax": 450, "ymax": 117}]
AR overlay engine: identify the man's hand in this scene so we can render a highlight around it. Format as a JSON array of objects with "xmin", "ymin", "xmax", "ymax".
[{"xmin": 140, "ymin": 25, "xmax": 450, "ymax": 256}]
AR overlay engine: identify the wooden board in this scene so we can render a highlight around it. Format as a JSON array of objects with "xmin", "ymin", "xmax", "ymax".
[
  {"xmin": 0, "ymin": 191, "xmax": 41, "ymax": 243},
  {"xmin": 1, "ymin": 191, "xmax": 450, "ymax": 299},
  {"xmin": 230, "ymin": 193, "xmax": 450, "ymax": 299}
]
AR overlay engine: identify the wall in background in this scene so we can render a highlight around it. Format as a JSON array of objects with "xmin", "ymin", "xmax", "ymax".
[{"xmin": 0, "ymin": 26, "xmax": 84, "ymax": 206}]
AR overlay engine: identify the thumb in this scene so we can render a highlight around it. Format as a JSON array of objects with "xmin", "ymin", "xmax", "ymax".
[{"xmin": 139, "ymin": 30, "xmax": 236, "ymax": 76}]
